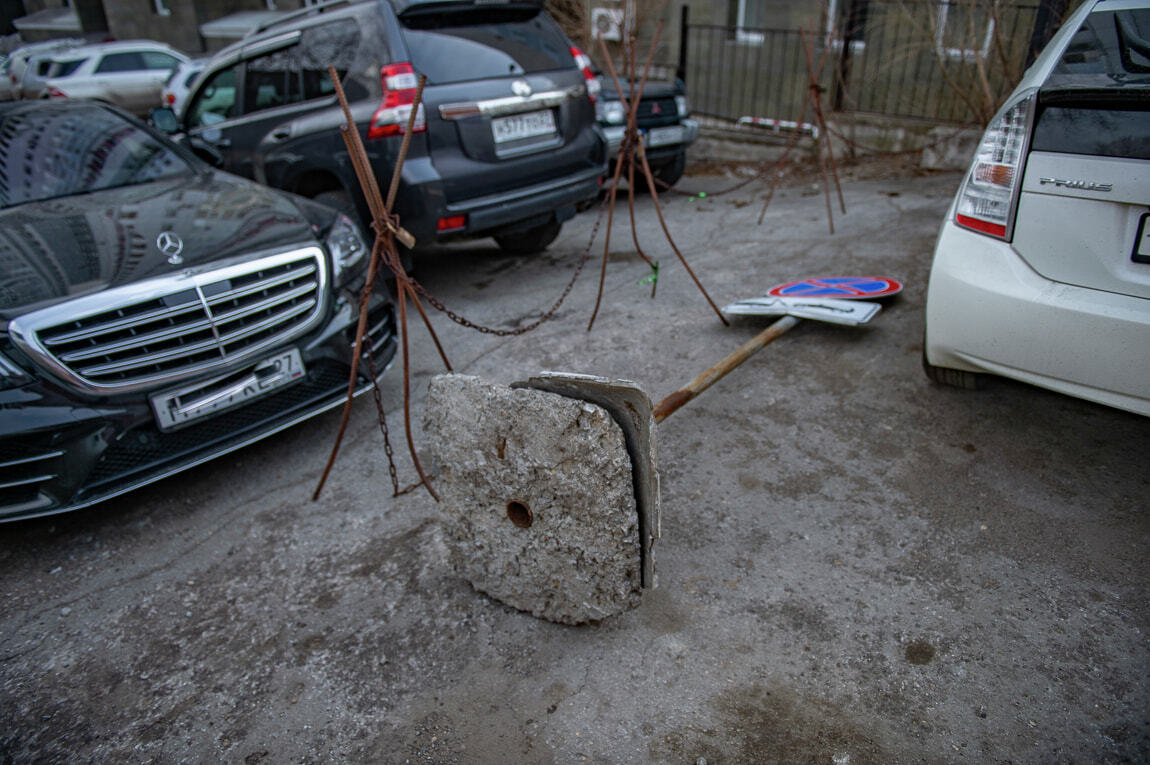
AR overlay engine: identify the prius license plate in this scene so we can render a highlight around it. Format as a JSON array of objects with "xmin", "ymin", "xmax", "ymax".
[
  {"xmin": 492, "ymin": 110, "xmax": 556, "ymax": 144},
  {"xmin": 1134, "ymin": 213, "xmax": 1150, "ymax": 264},
  {"xmin": 150, "ymin": 348, "xmax": 305, "ymax": 431}
]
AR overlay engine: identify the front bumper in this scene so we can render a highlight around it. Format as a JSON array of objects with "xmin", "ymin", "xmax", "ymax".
[
  {"xmin": 603, "ymin": 118, "xmax": 699, "ymax": 160},
  {"xmin": 925, "ymin": 219, "xmax": 1150, "ymax": 416},
  {"xmin": 0, "ymin": 292, "xmax": 397, "ymax": 522}
]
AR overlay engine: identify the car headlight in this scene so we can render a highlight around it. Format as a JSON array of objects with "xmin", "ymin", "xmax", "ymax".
[
  {"xmin": 326, "ymin": 213, "xmax": 369, "ymax": 286},
  {"xmin": 675, "ymin": 95, "xmax": 689, "ymax": 118},
  {"xmin": 0, "ymin": 349, "xmax": 30, "ymax": 391},
  {"xmin": 596, "ymin": 99, "xmax": 626, "ymax": 125}
]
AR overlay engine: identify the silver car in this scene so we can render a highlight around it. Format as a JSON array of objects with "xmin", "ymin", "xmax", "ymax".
[
  {"xmin": 42, "ymin": 40, "xmax": 189, "ymax": 116},
  {"xmin": 20, "ymin": 44, "xmax": 83, "ymax": 100}
]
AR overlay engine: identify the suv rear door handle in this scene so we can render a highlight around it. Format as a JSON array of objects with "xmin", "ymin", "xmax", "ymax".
[{"xmin": 271, "ymin": 127, "xmax": 292, "ymax": 141}]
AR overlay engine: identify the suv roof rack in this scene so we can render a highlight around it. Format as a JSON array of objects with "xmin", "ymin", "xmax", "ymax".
[{"xmin": 249, "ymin": 0, "xmax": 357, "ymax": 35}]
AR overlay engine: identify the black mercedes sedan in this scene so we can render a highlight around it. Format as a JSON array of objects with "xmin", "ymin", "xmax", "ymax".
[{"xmin": 0, "ymin": 101, "xmax": 397, "ymax": 522}]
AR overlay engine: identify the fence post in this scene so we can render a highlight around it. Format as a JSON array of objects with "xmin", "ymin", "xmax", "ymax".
[
  {"xmin": 833, "ymin": 0, "xmax": 860, "ymax": 112},
  {"xmin": 677, "ymin": 4, "xmax": 689, "ymax": 84}
]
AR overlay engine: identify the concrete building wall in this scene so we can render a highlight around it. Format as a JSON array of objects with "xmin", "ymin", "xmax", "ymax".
[
  {"xmin": 100, "ymin": 0, "xmax": 207, "ymax": 52},
  {"xmin": 76, "ymin": 0, "xmax": 309, "ymax": 53}
]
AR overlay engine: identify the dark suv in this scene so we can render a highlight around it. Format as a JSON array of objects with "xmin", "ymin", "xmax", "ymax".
[
  {"xmin": 156, "ymin": 0, "xmax": 607, "ymax": 255},
  {"xmin": 597, "ymin": 77, "xmax": 697, "ymax": 188},
  {"xmin": 0, "ymin": 101, "xmax": 396, "ymax": 522}
]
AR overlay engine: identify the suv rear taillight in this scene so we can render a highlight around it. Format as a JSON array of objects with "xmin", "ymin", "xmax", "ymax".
[
  {"xmin": 368, "ymin": 62, "xmax": 426, "ymax": 140},
  {"xmin": 954, "ymin": 91, "xmax": 1035, "ymax": 240},
  {"xmin": 570, "ymin": 46, "xmax": 599, "ymax": 103},
  {"xmin": 45, "ymin": 86, "xmax": 67, "ymax": 99}
]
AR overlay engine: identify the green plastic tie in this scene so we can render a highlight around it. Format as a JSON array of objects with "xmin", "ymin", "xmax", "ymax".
[{"xmin": 638, "ymin": 261, "xmax": 659, "ymax": 286}]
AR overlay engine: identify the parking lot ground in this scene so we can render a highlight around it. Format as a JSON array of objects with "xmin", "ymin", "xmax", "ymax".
[{"xmin": 2, "ymin": 165, "xmax": 1148, "ymax": 764}]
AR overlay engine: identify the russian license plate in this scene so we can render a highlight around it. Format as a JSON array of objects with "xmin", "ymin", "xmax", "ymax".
[
  {"xmin": 492, "ymin": 110, "xmax": 556, "ymax": 144},
  {"xmin": 1134, "ymin": 213, "xmax": 1150, "ymax": 264},
  {"xmin": 646, "ymin": 125, "xmax": 685, "ymax": 148},
  {"xmin": 151, "ymin": 348, "xmax": 305, "ymax": 431}
]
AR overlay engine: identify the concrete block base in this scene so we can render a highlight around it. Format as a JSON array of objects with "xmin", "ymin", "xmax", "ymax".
[{"xmin": 423, "ymin": 374, "xmax": 643, "ymax": 625}]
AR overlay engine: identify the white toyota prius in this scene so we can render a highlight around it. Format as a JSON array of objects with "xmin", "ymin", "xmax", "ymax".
[{"xmin": 924, "ymin": 0, "xmax": 1150, "ymax": 416}]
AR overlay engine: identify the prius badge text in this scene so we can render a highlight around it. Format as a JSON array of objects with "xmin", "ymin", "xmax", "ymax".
[{"xmin": 1039, "ymin": 177, "xmax": 1113, "ymax": 193}]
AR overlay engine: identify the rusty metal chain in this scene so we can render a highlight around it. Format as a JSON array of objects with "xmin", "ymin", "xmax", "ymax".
[
  {"xmin": 650, "ymin": 156, "xmax": 777, "ymax": 198},
  {"xmin": 409, "ymin": 196, "xmax": 609, "ymax": 336},
  {"xmin": 365, "ymin": 349, "xmax": 432, "ymax": 497},
  {"xmin": 364, "ymin": 349, "xmax": 400, "ymax": 497}
]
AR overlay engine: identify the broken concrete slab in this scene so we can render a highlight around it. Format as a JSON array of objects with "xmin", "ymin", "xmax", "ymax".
[
  {"xmin": 513, "ymin": 372, "xmax": 660, "ymax": 591},
  {"xmin": 422, "ymin": 374, "xmax": 643, "ymax": 625}
]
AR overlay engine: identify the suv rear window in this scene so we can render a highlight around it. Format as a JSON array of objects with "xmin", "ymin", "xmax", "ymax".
[
  {"xmin": 401, "ymin": 8, "xmax": 573, "ymax": 84},
  {"xmin": 1034, "ymin": 9, "xmax": 1150, "ymax": 160}
]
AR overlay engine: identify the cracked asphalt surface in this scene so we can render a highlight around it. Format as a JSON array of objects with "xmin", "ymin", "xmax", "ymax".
[{"xmin": 2, "ymin": 165, "xmax": 1148, "ymax": 764}]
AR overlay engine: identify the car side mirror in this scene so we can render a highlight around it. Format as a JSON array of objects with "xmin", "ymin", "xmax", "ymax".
[
  {"xmin": 151, "ymin": 107, "xmax": 179, "ymax": 133},
  {"xmin": 188, "ymin": 136, "xmax": 225, "ymax": 168}
]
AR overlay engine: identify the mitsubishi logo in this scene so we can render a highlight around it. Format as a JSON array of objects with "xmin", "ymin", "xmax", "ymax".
[
  {"xmin": 511, "ymin": 79, "xmax": 532, "ymax": 98},
  {"xmin": 157, "ymin": 231, "xmax": 185, "ymax": 265},
  {"xmin": 651, "ymin": 102, "xmax": 662, "ymax": 115}
]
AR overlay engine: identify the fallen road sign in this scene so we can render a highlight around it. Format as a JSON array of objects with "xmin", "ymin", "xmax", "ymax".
[{"xmin": 766, "ymin": 276, "xmax": 902, "ymax": 299}]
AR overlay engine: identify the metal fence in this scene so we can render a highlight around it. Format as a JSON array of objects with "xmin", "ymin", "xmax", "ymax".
[{"xmin": 678, "ymin": 1, "xmax": 1045, "ymax": 127}]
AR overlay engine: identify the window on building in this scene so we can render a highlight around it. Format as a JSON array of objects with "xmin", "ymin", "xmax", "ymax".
[
  {"xmin": 935, "ymin": 0, "xmax": 996, "ymax": 61},
  {"xmin": 731, "ymin": 0, "xmax": 767, "ymax": 44},
  {"xmin": 826, "ymin": 0, "xmax": 869, "ymax": 51}
]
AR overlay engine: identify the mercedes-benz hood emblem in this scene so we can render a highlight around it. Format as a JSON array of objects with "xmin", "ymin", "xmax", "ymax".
[{"xmin": 157, "ymin": 231, "xmax": 185, "ymax": 265}]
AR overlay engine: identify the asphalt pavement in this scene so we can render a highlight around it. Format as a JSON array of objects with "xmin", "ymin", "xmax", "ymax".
[{"xmin": 2, "ymin": 164, "xmax": 1148, "ymax": 764}]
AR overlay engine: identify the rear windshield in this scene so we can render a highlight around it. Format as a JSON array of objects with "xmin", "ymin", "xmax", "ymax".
[
  {"xmin": 1032, "ymin": 106, "xmax": 1150, "ymax": 160},
  {"xmin": 0, "ymin": 104, "xmax": 191, "ymax": 208},
  {"xmin": 1050, "ymin": 9, "xmax": 1150, "ymax": 86},
  {"xmin": 401, "ymin": 8, "xmax": 573, "ymax": 84},
  {"xmin": 1035, "ymin": 9, "xmax": 1150, "ymax": 160}
]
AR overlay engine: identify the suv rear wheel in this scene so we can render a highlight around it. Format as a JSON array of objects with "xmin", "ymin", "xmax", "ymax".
[{"xmin": 494, "ymin": 220, "xmax": 562, "ymax": 254}]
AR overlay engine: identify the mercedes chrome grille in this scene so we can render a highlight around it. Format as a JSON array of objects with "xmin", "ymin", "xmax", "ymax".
[{"xmin": 10, "ymin": 247, "xmax": 328, "ymax": 394}]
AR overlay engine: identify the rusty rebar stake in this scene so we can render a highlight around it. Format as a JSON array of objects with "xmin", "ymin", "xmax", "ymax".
[
  {"xmin": 757, "ymin": 29, "xmax": 845, "ymax": 231},
  {"xmin": 800, "ymin": 28, "xmax": 846, "ymax": 219},
  {"xmin": 314, "ymin": 67, "xmax": 439, "ymax": 502},
  {"xmin": 589, "ymin": 27, "xmax": 728, "ymax": 331}
]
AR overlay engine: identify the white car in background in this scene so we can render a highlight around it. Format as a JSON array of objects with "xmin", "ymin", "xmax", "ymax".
[
  {"xmin": 3, "ymin": 38, "xmax": 83, "ymax": 101},
  {"xmin": 42, "ymin": 40, "xmax": 188, "ymax": 116},
  {"xmin": 20, "ymin": 43, "xmax": 84, "ymax": 100},
  {"xmin": 160, "ymin": 57, "xmax": 207, "ymax": 116},
  {"xmin": 924, "ymin": 0, "xmax": 1150, "ymax": 417}
]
